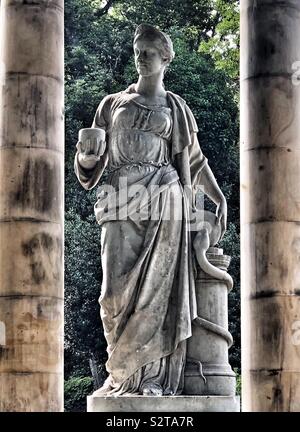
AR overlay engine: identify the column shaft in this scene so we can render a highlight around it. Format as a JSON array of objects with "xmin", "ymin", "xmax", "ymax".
[
  {"xmin": 0, "ymin": 0, "xmax": 64, "ymax": 411},
  {"xmin": 241, "ymin": 0, "xmax": 300, "ymax": 411}
]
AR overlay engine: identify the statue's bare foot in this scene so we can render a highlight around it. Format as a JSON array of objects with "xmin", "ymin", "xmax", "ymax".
[
  {"xmin": 141, "ymin": 382, "xmax": 163, "ymax": 396},
  {"xmin": 163, "ymin": 388, "xmax": 174, "ymax": 396}
]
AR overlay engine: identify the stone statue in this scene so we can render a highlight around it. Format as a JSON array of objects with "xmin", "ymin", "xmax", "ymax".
[{"xmin": 74, "ymin": 24, "xmax": 228, "ymax": 397}]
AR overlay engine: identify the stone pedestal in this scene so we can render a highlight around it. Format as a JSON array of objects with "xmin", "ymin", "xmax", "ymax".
[
  {"xmin": 87, "ymin": 395, "xmax": 240, "ymax": 412},
  {"xmin": 184, "ymin": 248, "xmax": 236, "ymax": 396}
]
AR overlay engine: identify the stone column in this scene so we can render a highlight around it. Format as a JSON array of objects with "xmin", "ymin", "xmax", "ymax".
[
  {"xmin": 184, "ymin": 248, "xmax": 236, "ymax": 397},
  {"xmin": 0, "ymin": 0, "xmax": 64, "ymax": 411},
  {"xmin": 241, "ymin": 0, "xmax": 300, "ymax": 411}
]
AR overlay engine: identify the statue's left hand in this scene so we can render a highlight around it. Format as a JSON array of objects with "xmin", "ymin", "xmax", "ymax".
[{"xmin": 216, "ymin": 198, "xmax": 227, "ymax": 241}]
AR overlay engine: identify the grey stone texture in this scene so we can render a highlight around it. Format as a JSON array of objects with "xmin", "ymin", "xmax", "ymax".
[
  {"xmin": 0, "ymin": 0, "xmax": 64, "ymax": 412},
  {"xmin": 87, "ymin": 395, "xmax": 240, "ymax": 412},
  {"xmin": 241, "ymin": 0, "xmax": 300, "ymax": 411}
]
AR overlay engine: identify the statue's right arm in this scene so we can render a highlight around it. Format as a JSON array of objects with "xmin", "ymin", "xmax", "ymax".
[{"xmin": 74, "ymin": 95, "xmax": 112, "ymax": 190}]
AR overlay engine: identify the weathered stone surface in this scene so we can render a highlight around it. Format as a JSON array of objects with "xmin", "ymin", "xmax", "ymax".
[
  {"xmin": 185, "ymin": 249, "xmax": 236, "ymax": 397},
  {"xmin": 242, "ymin": 295, "xmax": 300, "ymax": 371},
  {"xmin": 87, "ymin": 395, "xmax": 241, "ymax": 413},
  {"xmin": 0, "ymin": 372, "xmax": 63, "ymax": 412},
  {"xmin": 0, "ymin": 74, "xmax": 64, "ymax": 151},
  {"xmin": 240, "ymin": 0, "xmax": 300, "ymax": 80},
  {"xmin": 5, "ymin": 0, "xmax": 63, "ymax": 6},
  {"xmin": 184, "ymin": 376, "xmax": 236, "ymax": 397},
  {"xmin": 1, "ymin": 2, "xmax": 63, "ymax": 78},
  {"xmin": 0, "ymin": 147, "xmax": 63, "ymax": 223},
  {"xmin": 0, "ymin": 296, "xmax": 63, "ymax": 373},
  {"xmin": 241, "ymin": 148, "xmax": 300, "ymax": 224},
  {"xmin": 241, "ymin": 221, "xmax": 300, "ymax": 297},
  {"xmin": 0, "ymin": 0, "xmax": 64, "ymax": 412},
  {"xmin": 241, "ymin": 0, "xmax": 300, "ymax": 411},
  {"xmin": 0, "ymin": 222, "xmax": 63, "ymax": 297},
  {"xmin": 242, "ymin": 370, "xmax": 300, "ymax": 412},
  {"xmin": 240, "ymin": 77, "xmax": 300, "ymax": 152}
]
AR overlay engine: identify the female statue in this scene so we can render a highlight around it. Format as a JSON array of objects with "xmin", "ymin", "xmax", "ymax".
[{"xmin": 74, "ymin": 24, "xmax": 227, "ymax": 396}]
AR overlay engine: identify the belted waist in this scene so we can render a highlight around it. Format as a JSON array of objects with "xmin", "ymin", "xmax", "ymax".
[
  {"xmin": 107, "ymin": 129, "xmax": 171, "ymax": 176},
  {"xmin": 109, "ymin": 129, "xmax": 170, "ymax": 147},
  {"xmin": 106, "ymin": 160, "xmax": 171, "ymax": 174}
]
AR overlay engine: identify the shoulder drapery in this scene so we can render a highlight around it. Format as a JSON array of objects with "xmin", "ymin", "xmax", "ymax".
[
  {"xmin": 166, "ymin": 90, "xmax": 207, "ymax": 211},
  {"xmin": 74, "ymin": 86, "xmax": 208, "ymax": 208}
]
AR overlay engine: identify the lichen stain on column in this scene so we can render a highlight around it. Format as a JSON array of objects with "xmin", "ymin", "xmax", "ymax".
[
  {"xmin": 11, "ymin": 158, "xmax": 60, "ymax": 213},
  {"xmin": 21, "ymin": 232, "xmax": 62, "ymax": 285}
]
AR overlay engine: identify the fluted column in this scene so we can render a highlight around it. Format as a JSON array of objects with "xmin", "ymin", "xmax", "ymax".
[
  {"xmin": 241, "ymin": 0, "xmax": 300, "ymax": 411},
  {"xmin": 0, "ymin": 0, "xmax": 64, "ymax": 411}
]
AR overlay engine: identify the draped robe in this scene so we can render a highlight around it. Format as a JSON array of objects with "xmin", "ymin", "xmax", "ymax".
[{"xmin": 74, "ymin": 85, "xmax": 208, "ymax": 394}]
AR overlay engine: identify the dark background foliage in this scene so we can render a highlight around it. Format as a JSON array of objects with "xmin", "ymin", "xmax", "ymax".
[{"xmin": 64, "ymin": 0, "xmax": 239, "ymax": 410}]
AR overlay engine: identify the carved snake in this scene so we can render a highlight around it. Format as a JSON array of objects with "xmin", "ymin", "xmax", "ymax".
[{"xmin": 192, "ymin": 211, "xmax": 234, "ymax": 348}]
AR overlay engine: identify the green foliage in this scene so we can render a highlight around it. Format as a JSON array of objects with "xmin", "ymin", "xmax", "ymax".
[
  {"xmin": 64, "ymin": 377, "xmax": 94, "ymax": 412},
  {"xmin": 64, "ymin": 208, "xmax": 108, "ymax": 378},
  {"xmin": 234, "ymin": 369, "xmax": 242, "ymax": 396},
  {"xmin": 112, "ymin": 0, "xmax": 214, "ymax": 47},
  {"xmin": 166, "ymin": 32, "xmax": 239, "ymax": 210},
  {"xmin": 199, "ymin": 0, "xmax": 239, "ymax": 81},
  {"xmin": 65, "ymin": 0, "xmax": 240, "ymax": 390}
]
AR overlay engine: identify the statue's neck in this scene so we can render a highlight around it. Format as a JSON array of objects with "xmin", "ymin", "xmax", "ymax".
[{"xmin": 135, "ymin": 73, "xmax": 166, "ymax": 97}]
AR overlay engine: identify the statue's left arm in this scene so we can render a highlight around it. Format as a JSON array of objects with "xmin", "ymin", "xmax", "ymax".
[{"xmin": 185, "ymin": 104, "xmax": 227, "ymax": 239}]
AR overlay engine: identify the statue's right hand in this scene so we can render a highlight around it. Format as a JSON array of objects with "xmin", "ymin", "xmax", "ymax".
[
  {"xmin": 77, "ymin": 127, "xmax": 106, "ymax": 169},
  {"xmin": 76, "ymin": 138, "xmax": 106, "ymax": 169}
]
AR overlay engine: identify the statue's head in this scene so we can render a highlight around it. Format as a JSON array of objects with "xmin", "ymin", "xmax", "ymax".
[{"xmin": 133, "ymin": 24, "xmax": 175, "ymax": 77}]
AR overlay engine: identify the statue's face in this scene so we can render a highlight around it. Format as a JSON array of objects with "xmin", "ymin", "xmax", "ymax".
[{"xmin": 134, "ymin": 38, "xmax": 167, "ymax": 77}]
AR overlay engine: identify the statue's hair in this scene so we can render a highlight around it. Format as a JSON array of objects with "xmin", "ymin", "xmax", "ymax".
[{"xmin": 133, "ymin": 24, "xmax": 175, "ymax": 64}]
